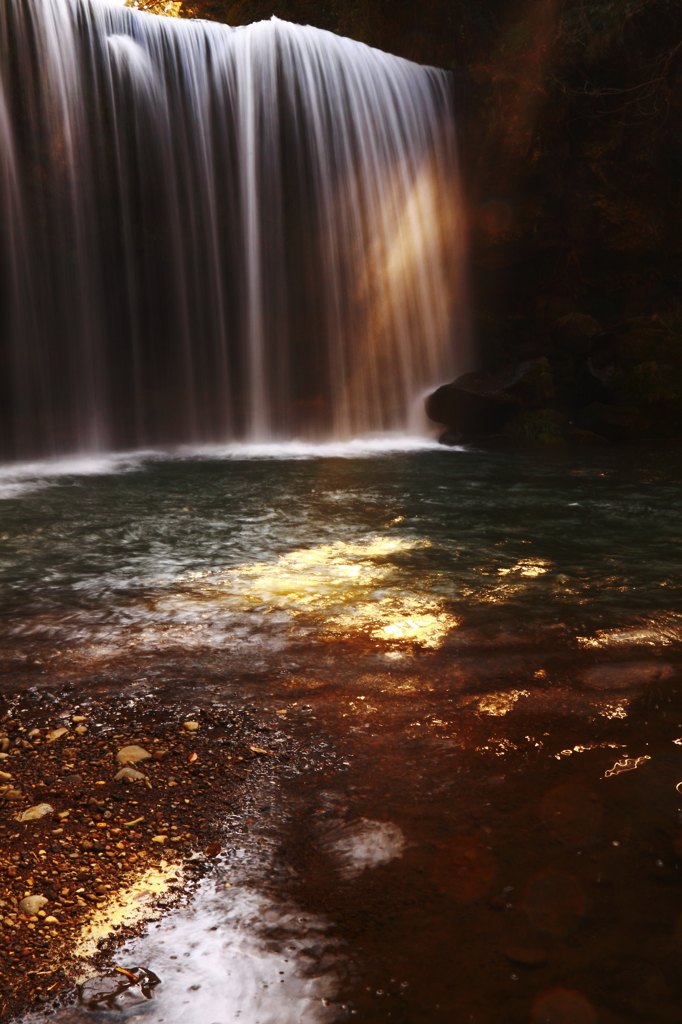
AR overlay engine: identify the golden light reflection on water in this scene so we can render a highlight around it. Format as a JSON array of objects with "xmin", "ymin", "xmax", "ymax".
[
  {"xmin": 75, "ymin": 861, "xmax": 181, "ymax": 960},
  {"xmin": 496, "ymin": 559, "xmax": 550, "ymax": 578},
  {"xmin": 476, "ymin": 689, "xmax": 531, "ymax": 716},
  {"xmin": 176, "ymin": 537, "xmax": 459, "ymax": 648},
  {"xmin": 577, "ymin": 615, "xmax": 682, "ymax": 648}
]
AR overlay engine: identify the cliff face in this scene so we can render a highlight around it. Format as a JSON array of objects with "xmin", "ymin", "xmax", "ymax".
[{"xmin": 153, "ymin": 0, "xmax": 682, "ymax": 440}]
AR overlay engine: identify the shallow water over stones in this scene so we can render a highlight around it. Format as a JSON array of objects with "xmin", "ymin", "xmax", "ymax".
[{"xmin": 3, "ymin": 442, "xmax": 682, "ymax": 1023}]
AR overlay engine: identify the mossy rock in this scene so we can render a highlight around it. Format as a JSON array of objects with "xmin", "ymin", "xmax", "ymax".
[
  {"xmin": 577, "ymin": 402, "xmax": 641, "ymax": 440},
  {"xmin": 503, "ymin": 408, "xmax": 568, "ymax": 445},
  {"xmin": 615, "ymin": 325, "xmax": 682, "ymax": 371},
  {"xmin": 506, "ymin": 357, "xmax": 554, "ymax": 407},
  {"xmin": 618, "ymin": 361, "xmax": 682, "ymax": 406},
  {"xmin": 566, "ymin": 428, "xmax": 609, "ymax": 445},
  {"xmin": 554, "ymin": 313, "xmax": 602, "ymax": 357}
]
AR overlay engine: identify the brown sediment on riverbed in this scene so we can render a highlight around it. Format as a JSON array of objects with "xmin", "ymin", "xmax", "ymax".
[{"xmin": 0, "ymin": 683, "xmax": 295, "ymax": 1021}]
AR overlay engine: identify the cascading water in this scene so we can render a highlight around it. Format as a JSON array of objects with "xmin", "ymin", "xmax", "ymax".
[{"xmin": 0, "ymin": 0, "xmax": 467, "ymax": 459}]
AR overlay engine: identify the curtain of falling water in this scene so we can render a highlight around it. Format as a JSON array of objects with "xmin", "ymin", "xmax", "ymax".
[{"xmin": 0, "ymin": 0, "xmax": 468, "ymax": 458}]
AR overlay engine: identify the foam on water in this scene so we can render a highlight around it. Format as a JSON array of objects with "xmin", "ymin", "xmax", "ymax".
[
  {"xmin": 0, "ymin": 451, "xmax": 156, "ymax": 499},
  {"xmin": 0, "ymin": 437, "xmax": 462, "ymax": 500}
]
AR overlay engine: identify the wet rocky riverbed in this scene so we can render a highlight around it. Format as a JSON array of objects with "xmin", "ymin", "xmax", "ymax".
[{"xmin": 1, "ymin": 442, "xmax": 681, "ymax": 1023}]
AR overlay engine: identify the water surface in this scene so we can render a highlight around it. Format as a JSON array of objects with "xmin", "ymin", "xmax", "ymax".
[{"xmin": 4, "ymin": 441, "xmax": 682, "ymax": 1024}]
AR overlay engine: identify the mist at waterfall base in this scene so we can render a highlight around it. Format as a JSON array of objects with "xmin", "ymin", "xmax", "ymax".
[{"xmin": 0, "ymin": 0, "xmax": 467, "ymax": 459}]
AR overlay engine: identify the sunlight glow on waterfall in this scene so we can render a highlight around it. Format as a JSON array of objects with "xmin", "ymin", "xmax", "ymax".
[{"xmin": 0, "ymin": 0, "xmax": 467, "ymax": 458}]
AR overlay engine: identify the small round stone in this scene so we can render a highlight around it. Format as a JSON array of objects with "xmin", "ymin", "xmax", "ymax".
[
  {"xmin": 116, "ymin": 745, "xmax": 152, "ymax": 764},
  {"xmin": 19, "ymin": 895, "xmax": 48, "ymax": 915}
]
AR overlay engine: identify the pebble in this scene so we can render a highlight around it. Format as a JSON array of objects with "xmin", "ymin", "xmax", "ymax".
[
  {"xmin": 0, "ymin": 752, "xmax": 9, "ymax": 760},
  {"xmin": 46, "ymin": 727, "xmax": 69, "ymax": 742},
  {"xmin": 19, "ymin": 895, "xmax": 48, "ymax": 915},
  {"xmin": 504, "ymin": 946, "xmax": 548, "ymax": 966},
  {"xmin": 75, "ymin": 725, "xmax": 88, "ymax": 735},
  {"xmin": 183, "ymin": 721, "xmax": 200, "ymax": 732},
  {"xmin": 114, "ymin": 766, "xmax": 146, "ymax": 783},
  {"xmin": 151, "ymin": 835, "xmax": 167, "ymax": 844},
  {"xmin": 16, "ymin": 802, "xmax": 55, "ymax": 822},
  {"xmin": 116, "ymin": 745, "xmax": 152, "ymax": 764},
  {"xmin": 0, "ymin": 770, "xmax": 13, "ymax": 781},
  {"xmin": 44, "ymin": 916, "xmax": 60, "ymax": 924}
]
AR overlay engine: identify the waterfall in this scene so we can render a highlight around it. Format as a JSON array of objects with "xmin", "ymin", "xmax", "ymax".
[{"xmin": 0, "ymin": 0, "xmax": 468, "ymax": 458}]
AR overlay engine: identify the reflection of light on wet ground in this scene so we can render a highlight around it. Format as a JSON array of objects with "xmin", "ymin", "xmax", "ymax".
[
  {"xmin": 604, "ymin": 755, "xmax": 651, "ymax": 777},
  {"xmin": 476, "ymin": 690, "xmax": 530, "ymax": 716},
  {"xmin": 599, "ymin": 702, "xmax": 629, "ymax": 719},
  {"xmin": 76, "ymin": 862, "xmax": 182, "ymax": 958},
  {"xmin": 496, "ymin": 559, "xmax": 550, "ymax": 578},
  {"xmin": 121, "ymin": 881, "xmax": 342, "ymax": 1024},
  {"xmin": 577, "ymin": 614, "xmax": 682, "ymax": 648},
  {"xmin": 321, "ymin": 819, "xmax": 405, "ymax": 879},
  {"xmin": 167, "ymin": 537, "xmax": 459, "ymax": 649}
]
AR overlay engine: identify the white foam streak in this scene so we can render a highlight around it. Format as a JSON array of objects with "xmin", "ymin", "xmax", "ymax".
[{"xmin": 0, "ymin": 436, "xmax": 463, "ymax": 498}]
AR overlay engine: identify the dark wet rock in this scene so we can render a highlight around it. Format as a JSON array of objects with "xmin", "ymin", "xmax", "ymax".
[
  {"xmin": 554, "ymin": 313, "xmax": 602, "ymax": 356},
  {"xmin": 426, "ymin": 358, "xmax": 554, "ymax": 439},
  {"xmin": 438, "ymin": 430, "xmax": 463, "ymax": 447},
  {"xmin": 577, "ymin": 401, "xmax": 640, "ymax": 440},
  {"xmin": 502, "ymin": 408, "xmax": 569, "ymax": 445}
]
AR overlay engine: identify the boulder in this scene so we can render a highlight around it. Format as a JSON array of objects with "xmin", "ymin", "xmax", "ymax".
[
  {"xmin": 425, "ymin": 358, "xmax": 554, "ymax": 438},
  {"xmin": 503, "ymin": 408, "xmax": 568, "ymax": 445},
  {"xmin": 554, "ymin": 313, "xmax": 602, "ymax": 356}
]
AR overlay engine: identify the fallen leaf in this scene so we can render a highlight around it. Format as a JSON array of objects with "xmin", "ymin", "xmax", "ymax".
[{"xmin": 114, "ymin": 967, "xmax": 139, "ymax": 981}]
